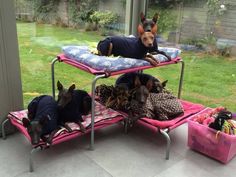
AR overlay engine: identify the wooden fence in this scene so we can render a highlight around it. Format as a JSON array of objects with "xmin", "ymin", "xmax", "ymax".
[{"xmin": 179, "ymin": 0, "xmax": 236, "ymax": 41}]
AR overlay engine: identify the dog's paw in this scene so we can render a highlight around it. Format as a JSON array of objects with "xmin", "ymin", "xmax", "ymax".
[
  {"xmin": 80, "ymin": 127, "xmax": 86, "ymax": 133},
  {"xmin": 166, "ymin": 55, "xmax": 171, "ymax": 61},
  {"xmin": 45, "ymin": 139, "xmax": 53, "ymax": 148},
  {"xmin": 64, "ymin": 124, "xmax": 73, "ymax": 132},
  {"xmin": 66, "ymin": 127, "xmax": 73, "ymax": 132},
  {"xmin": 79, "ymin": 124, "xmax": 86, "ymax": 133},
  {"xmin": 150, "ymin": 60, "xmax": 159, "ymax": 66},
  {"xmin": 146, "ymin": 58, "xmax": 159, "ymax": 66}
]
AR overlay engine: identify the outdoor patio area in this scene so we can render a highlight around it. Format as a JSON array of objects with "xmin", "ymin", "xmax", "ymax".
[{"xmin": 1, "ymin": 122, "xmax": 236, "ymax": 177}]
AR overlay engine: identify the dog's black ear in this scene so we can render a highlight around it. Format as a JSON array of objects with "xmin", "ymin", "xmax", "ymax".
[
  {"xmin": 57, "ymin": 81, "xmax": 63, "ymax": 91},
  {"xmin": 68, "ymin": 84, "xmax": 76, "ymax": 93},
  {"xmin": 162, "ymin": 80, "xmax": 168, "ymax": 88},
  {"xmin": 152, "ymin": 13, "xmax": 159, "ymax": 23},
  {"xmin": 134, "ymin": 76, "xmax": 141, "ymax": 88},
  {"xmin": 22, "ymin": 118, "xmax": 30, "ymax": 128},
  {"xmin": 140, "ymin": 12, "xmax": 146, "ymax": 23}
]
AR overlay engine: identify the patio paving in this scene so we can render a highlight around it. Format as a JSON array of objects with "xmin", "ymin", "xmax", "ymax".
[{"xmin": 1, "ymin": 122, "xmax": 236, "ymax": 177}]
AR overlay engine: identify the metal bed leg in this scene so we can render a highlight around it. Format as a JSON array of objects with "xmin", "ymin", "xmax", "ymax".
[
  {"xmin": 159, "ymin": 129, "xmax": 171, "ymax": 160},
  {"xmin": 1, "ymin": 119, "xmax": 9, "ymax": 140},
  {"xmin": 177, "ymin": 60, "xmax": 185, "ymax": 99},
  {"xmin": 90, "ymin": 74, "xmax": 106, "ymax": 150},
  {"xmin": 51, "ymin": 58, "xmax": 59, "ymax": 99},
  {"xmin": 29, "ymin": 147, "xmax": 41, "ymax": 172},
  {"xmin": 124, "ymin": 118, "xmax": 128, "ymax": 134}
]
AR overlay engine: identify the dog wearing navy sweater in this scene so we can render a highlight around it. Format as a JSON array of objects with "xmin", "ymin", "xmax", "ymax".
[
  {"xmin": 22, "ymin": 95, "xmax": 58, "ymax": 145},
  {"xmin": 97, "ymin": 12, "xmax": 171, "ymax": 66},
  {"xmin": 57, "ymin": 81, "xmax": 92, "ymax": 133},
  {"xmin": 115, "ymin": 72, "xmax": 168, "ymax": 94}
]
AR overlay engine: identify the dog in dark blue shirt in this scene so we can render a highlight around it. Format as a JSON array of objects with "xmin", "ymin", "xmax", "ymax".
[
  {"xmin": 57, "ymin": 81, "xmax": 92, "ymax": 133},
  {"xmin": 97, "ymin": 12, "xmax": 171, "ymax": 66},
  {"xmin": 22, "ymin": 95, "xmax": 58, "ymax": 145},
  {"xmin": 115, "ymin": 72, "xmax": 168, "ymax": 93}
]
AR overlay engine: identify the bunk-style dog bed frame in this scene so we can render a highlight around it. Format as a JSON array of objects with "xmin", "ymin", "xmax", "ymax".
[
  {"xmin": 1, "ymin": 46, "xmax": 206, "ymax": 172},
  {"xmin": 1, "ymin": 101, "xmax": 124, "ymax": 172}
]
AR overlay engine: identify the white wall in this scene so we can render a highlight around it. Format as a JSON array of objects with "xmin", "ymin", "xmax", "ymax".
[{"xmin": 0, "ymin": 0, "xmax": 23, "ymax": 135}]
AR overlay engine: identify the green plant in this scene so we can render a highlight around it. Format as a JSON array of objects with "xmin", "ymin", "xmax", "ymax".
[
  {"xmin": 34, "ymin": 0, "xmax": 60, "ymax": 23},
  {"xmin": 149, "ymin": 0, "xmax": 182, "ymax": 8},
  {"xmin": 90, "ymin": 11, "xmax": 118, "ymax": 27},
  {"xmin": 68, "ymin": 0, "xmax": 98, "ymax": 26},
  {"xmin": 201, "ymin": 34, "xmax": 217, "ymax": 46},
  {"xmin": 147, "ymin": 8, "xmax": 177, "ymax": 34},
  {"xmin": 206, "ymin": 0, "xmax": 229, "ymax": 16}
]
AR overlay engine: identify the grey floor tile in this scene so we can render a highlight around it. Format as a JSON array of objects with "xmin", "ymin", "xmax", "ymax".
[
  {"xmin": 1, "ymin": 121, "xmax": 236, "ymax": 177},
  {"xmin": 156, "ymin": 139, "xmax": 236, "ymax": 177},
  {"xmin": 84, "ymin": 123, "xmax": 184, "ymax": 177},
  {"xmin": 0, "ymin": 133, "xmax": 112, "ymax": 177}
]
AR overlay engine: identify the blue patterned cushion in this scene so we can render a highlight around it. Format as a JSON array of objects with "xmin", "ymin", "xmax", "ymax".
[{"xmin": 62, "ymin": 46, "xmax": 181, "ymax": 72}]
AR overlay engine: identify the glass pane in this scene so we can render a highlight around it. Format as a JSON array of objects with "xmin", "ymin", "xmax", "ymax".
[
  {"xmin": 14, "ymin": 0, "xmax": 127, "ymax": 106},
  {"xmin": 147, "ymin": 0, "xmax": 182, "ymax": 46}
]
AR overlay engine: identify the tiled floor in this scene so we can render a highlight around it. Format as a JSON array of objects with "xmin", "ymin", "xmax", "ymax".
[{"xmin": 1, "ymin": 122, "xmax": 235, "ymax": 177}]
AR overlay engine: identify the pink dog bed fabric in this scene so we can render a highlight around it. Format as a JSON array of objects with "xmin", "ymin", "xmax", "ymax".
[
  {"xmin": 8, "ymin": 101, "xmax": 125, "ymax": 148},
  {"xmin": 140, "ymin": 100, "xmax": 205, "ymax": 130},
  {"xmin": 8, "ymin": 100, "xmax": 205, "ymax": 149},
  {"xmin": 57, "ymin": 54, "xmax": 182, "ymax": 76}
]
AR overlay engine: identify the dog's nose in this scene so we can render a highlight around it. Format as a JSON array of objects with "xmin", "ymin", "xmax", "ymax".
[
  {"xmin": 148, "ymin": 43, "xmax": 153, "ymax": 47},
  {"xmin": 145, "ymin": 26, "xmax": 151, "ymax": 32},
  {"xmin": 140, "ymin": 98, "xmax": 145, "ymax": 104}
]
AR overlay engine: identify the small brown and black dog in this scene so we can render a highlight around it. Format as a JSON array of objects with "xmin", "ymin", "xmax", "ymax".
[
  {"xmin": 57, "ymin": 81, "xmax": 92, "ymax": 133},
  {"xmin": 97, "ymin": 12, "xmax": 171, "ymax": 66},
  {"xmin": 105, "ymin": 84, "xmax": 130, "ymax": 111},
  {"xmin": 125, "ymin": 76, "xmax": 151, "ymax": 128}
]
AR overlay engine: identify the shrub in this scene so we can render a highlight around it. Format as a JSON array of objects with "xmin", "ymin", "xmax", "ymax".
[
  {"xmin": 90, "ymin": 11, "xmax": 118, "ymax": 27},
  {"xmin": 147, "ymin": 8, "xmax": 178, "ymax": 34},
  {"xmin": 68, "ymin": 0, "xmax": 98, "ymax": 27}
]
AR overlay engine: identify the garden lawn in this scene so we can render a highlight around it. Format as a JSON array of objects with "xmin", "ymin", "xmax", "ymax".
[{"xmin": 17, "ymin": 22, "xmax": 236, "ymax": 112}]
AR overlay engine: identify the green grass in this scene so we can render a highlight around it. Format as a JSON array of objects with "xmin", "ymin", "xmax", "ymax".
[{"xmin": 17, "ymin": 22, "xmax": 236, "ymax": 112}]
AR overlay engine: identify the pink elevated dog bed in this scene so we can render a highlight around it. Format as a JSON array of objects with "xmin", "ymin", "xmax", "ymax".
[
  {"xmin": 50, "ymin": 50, "xmax": 204, "ymax": 161},
  {"xmin": 2, "ymin": 101, "xmax": 124, "ymax": 172},
  {"xmin": 1, "ymin": 46, "xmax": 206, "ymax": 172}
]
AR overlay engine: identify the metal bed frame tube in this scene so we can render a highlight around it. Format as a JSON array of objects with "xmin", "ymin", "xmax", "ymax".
[
  {"xmin": 90, "ymin": 74, "xmax": 106, "ymax": 150},
  {"xmin": 1, "ymin": 118, "xmax": 41, "ymax": 172},
  {"xmin": 159, "ymin": 129, "xmax": 171, "ymax": 160},
  {"xmin": 51, "ymin": 58, "xmax": 107, "ymax": 150},
  {"xmin": 178, "ymin": 60, "xmax": 185, "ymax": 99},
  {"xmin": 1, "ymin": 118, "xmax": 9, "ymax": 140},
  {"xmin": 29, "ymin": 147, "xmax": 41, "ymax": 172},
  {"xmin": 2, "ymin": 55, "xmax": 182, "ymax": 172},
  {"xmin": 156, "ymin": 60, "xmax": 184, "ymax": 160},
  {"xmin": 51, "ymin": 58, "xmax": 59, "ymax": 99},
  {"xmin": 51, "ymin": 57, "xmax": 185, "ymax": 159}
]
